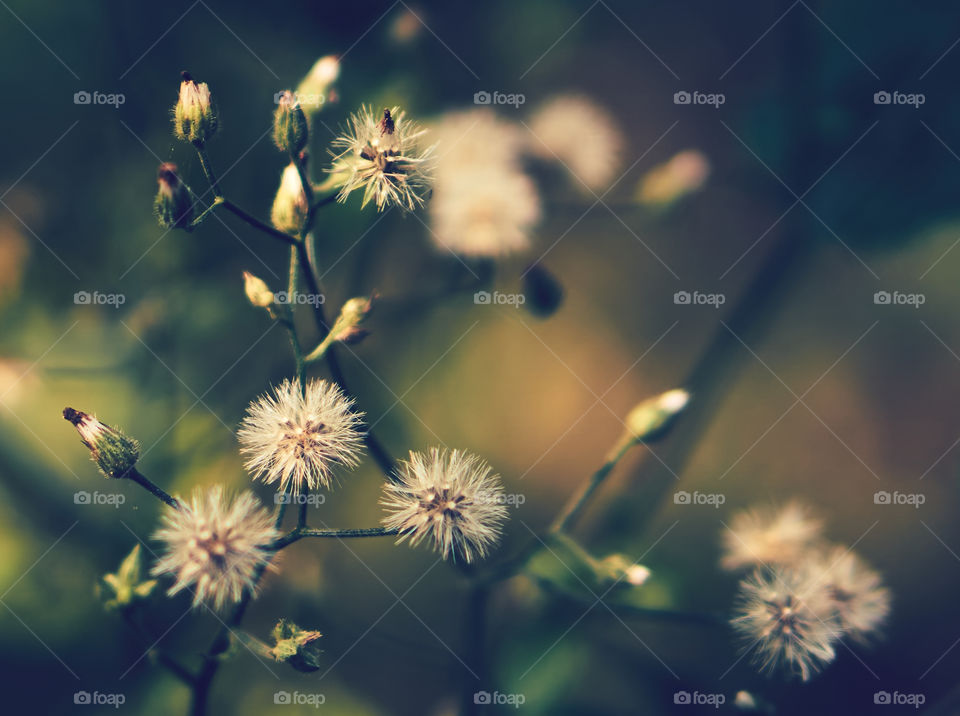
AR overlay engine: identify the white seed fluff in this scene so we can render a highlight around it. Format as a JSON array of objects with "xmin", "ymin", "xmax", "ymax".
[
  {"xmin": 151, "ymin": 485, "xmax": 279, "ymax": 611},
  {"xmin": 238, "ymin": 378, "xmax": 365, "ymax": 495},
  {"xmin": 381, "ymin": 448, "xmax": 509, "ymax": 563},
  {"xmin": 810, "ymin": 546, "xmax": 891, "ymax": 642},
  {"xmin": 721, "ymin": 502, "xmax": 823, "ymax": 571}
]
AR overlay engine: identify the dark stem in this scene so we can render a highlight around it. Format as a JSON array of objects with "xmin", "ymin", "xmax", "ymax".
[
  {"xmin": 273, "ymin": 526, "xmax": 398, "ymax": 549},
  {"xmin": 124, "ymin": 468, "xmax": 179, "ymax": 509}
]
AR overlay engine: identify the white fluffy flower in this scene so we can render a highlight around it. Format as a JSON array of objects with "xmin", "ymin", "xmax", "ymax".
[
  {"xmin": 238, "ymin": 378, "xmax": 365, "ymax": 495},
  {"xmin": 721, "ymin": 502, "xmax": 823, "ymax": 571},
  {"xmin": 732, "ymin": 565, "xmax": 840, "ymax": 681},
  {"xmin": 428, "ymin": 108, "xmax": 540, "ymax": 257},
  {"xmin": 811, "ymin": 546, "xmax": 890, "ymax": 642},
  {"xmin": 381, "ymin": 448, "xmax": 509, "ymax": 562},
  {"xmin": 327, "ymin": 105, "xmax": 433, "ymax": 211},
  {"xmin": 151, "ymin": 486, "xmax": 279, "ymax": 610},
  {"xmin": 527, "ymin": 94, "xmax": 623, "ymax": 191}
]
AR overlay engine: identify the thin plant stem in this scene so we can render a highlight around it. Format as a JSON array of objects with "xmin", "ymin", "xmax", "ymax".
[
  {"xmin": 121, "ymin": 610, "xmax": 197, "ymax": 685},
  {"xmin": 124, "ymin": 468, "xmax": 180, "ymax": 509},
  {"xmin": 273, "ymin": 526, "xmax": 398, "ymax": 549}
]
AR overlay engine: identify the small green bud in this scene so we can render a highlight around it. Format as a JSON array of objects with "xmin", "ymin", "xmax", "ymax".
[
  {"xmin": 242, "ymin": 271, "xmax": 275, "ymax": 308},
  {"xmin": 63, "ymin": 407, "xmax": 140, "ymax": 478},
  {"xmin": 154, "ymin": 163, "xmax": 193, "ymax": 230},
  {"xmin": 97, "ymin": 544, "xmax": 157, "ymax": 611},
  {"xmin": 268, "ymin": 619, "xmax": 323, "ymax": 672},
  {"xmin": 273, "ymin": 90, "xmax": 309, "ymax": 155},
  {"xmin": 270, "ymin": 163, "xmax": 309, "ymax": 235},
  {"xmin": 624, "ymin": 388, "xmax": 690, "ymax": 443},
  {"xmin": 173, "ymin": 71, "xmax": 218, "ymax": 146},
  {"xmin": 330, "ymin": 294, "xmax": 375, "ymax": 345}
]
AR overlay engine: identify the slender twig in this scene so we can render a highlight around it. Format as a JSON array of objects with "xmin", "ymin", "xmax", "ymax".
[
  {"xmin": 124, "ymin": 467, "xmax": 180, "ymax": 509},
  {"xmin": 220, "ymin": 199, "xmax": 298, "ymax": 245},
  {"xmin": 273, "ymin": 526, "xmax": 398, "ymax": 549},
  {"xmin": 121, "ymin": 610, "xmax": 197, "ymax": 685}
]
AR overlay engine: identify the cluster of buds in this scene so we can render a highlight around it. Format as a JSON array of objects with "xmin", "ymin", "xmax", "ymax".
[
  {"xmin": 273, "ymin": 90, "xmax": 309, "ymax": 156},
  {"xmin": 154, "ymin": 163, "xmax": 193, "ymax": 230},
  {"xmin": 173, "ymin": 71, "xmax": 218, "ymax": 146},
  {"xmin": 63, "ymin": 407, "xmax": 141, "ymax": 479}
]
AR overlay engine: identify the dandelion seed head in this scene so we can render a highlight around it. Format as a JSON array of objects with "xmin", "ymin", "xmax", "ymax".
[
  {"xmin": 732, "ymin": 565, "xmax": 840, "ymax": 681},
  {"xmin": 381, "ymin": 448, "xmax": 509, "ymax": 562},
  {"xmin": 722, "ymin": 501, "xmax": 823, "ymax": 571},
  {"xmin": 328, "ymin": 105, "xmax": 433, "ymax": 211},
  {"xmin": 238, "ymin": 378, "xmax": 365, "ymax": 495},
  {"xmin": 812, "ymin": 546, "xmax": 890, "ymax": 641},
  {"xmin": 527, "ymin": 94, "xmax": 624, "ymax": 191},
  {"xmin": 151, "ymin": 485, "xmax": 279, "ymax": 610}
]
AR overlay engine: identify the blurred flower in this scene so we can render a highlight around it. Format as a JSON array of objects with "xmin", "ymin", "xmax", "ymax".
[
  {"xmin": 151, "ymin": 485, "xmax": 278, "ymax": 610},
  {"xmin": 624, "ymin": 388, "xmax": 690, "ymax": 443},
  {"xmin": 732, "ymin": 565, "xmax": 840, "ymax": 681},
  {"xmin": 327, "ymin": 106, "xmax": 433, "ymax": 211},
  {"xmin": 390, "ymin": 6, "xmax": 424, "ymax": 44},
  {"xmin": 813, "ymin": 546, "xmax": 890, "ymax": 641},
  {"xmin": 721, "ymin": 502, "xmax": 822, "ymax": 571},
  {"xmin": 173, "ymin": 71, "xmax": 218, "ymax": 146},
  {"xmin": 273, "ymin": 90, "xmax": 309, "ymax": 155},
  {"xmin": 154, "ymin": 163, "xmax": 193, "ymax": 230},
  {"xmin": 0, "ymin": 220, "xmax": 29, "ymax": 306},
  {"xmin": 381, "ymin": 448, "xmax": 509, "ymax": 562},
  {"xmin": 270, "ymin": 163, "xmax": 309, "ymax": 235},
  {"xmin": 97, "ymin": 544, "xmax": 157, "ymax": 611},
  {"xmin": 636, "ymin": 149, "xmax": 710, "ymax": 207},
  {"xmin": 238, "ymin": 378, "xmax": 365, "ymax": 495},
  {"xmin": 295, "ymin": 55, "xmax": 339, "ymax": 114},
  {"xmin": 527, "ymin": 94, "xmax": 624, "ymax": 191},
  {"xmin": 63, "ymin": 407, "xmax": 140, "ymax": 479},
  {"xmin": 429, "ymin": 108, "xmax": 539, "ymax": 257}
]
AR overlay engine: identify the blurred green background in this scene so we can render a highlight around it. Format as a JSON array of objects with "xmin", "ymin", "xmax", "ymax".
[{"xmin": 1, "ymin": 0, "xmax": 960, "ymax": 713}]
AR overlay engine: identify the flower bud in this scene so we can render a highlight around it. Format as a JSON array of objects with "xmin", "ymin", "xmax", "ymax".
[
  {"xmin": 599, "ymin": 554, "xmax": 652, "ymax": 586},
  {"xmin": 173, "ymin": 71, "xmax": 218, "ymax": 146},
  {"xmin": 63, "ymin": 407, "xmax": 140, "ymax": 478},
  {"xmin": 270, "ymin": 163, "xmax": 309, "ymax": 235},
  {"xmin": 243, "ymin": 271, "xmax": 275, "ymax": 308},
  {"xmin": 154, "ymin": 163, "xmax": 193, "ymax": 230},
  {"xmin": 273, "ymin": 90, "xmax": 309, "ymax": 155},
  {"xmin": 624, "ymin": 388, "xmax": 690, "ymax": 443},
  {"xmin": 295, "ymin": 55, "xmax": 339, "ymax": 114},
  {"xmin": 330, "ymin": 294, "xmax": 375, "ymax": 344},
  {"xmin": 269, "ymin": 619, "xmax": 323, "ymax": 672}
]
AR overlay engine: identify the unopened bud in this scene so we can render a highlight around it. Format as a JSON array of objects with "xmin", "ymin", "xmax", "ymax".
[
  {"xmin": 243, "ymin": 271, "xmax": 275, "ymax": 308},
  {"xmin": 63, "ymin": 407, "xmax": 140, "ymax": 478},
  {"xmin": 599, "ymin": 554, "xmax": 651, "ymax": 586},
  {"xmin": 330, "ymin": 294, "xmax": 375, "ymax": 344},
  {"xmin": 270, "ymin": 163, "xmax": 309, "ymax": 235},
  {"xmin": 154, "ymin": 163, "xmax": 193, "ymax": 230},
  {"xmin": 173, "ymin": 71, "xmax": 218, "ymax": 146},
  {"xmin": 624, "ymin": 388, "xmax": 690, "ymax": 443},
  {"xmin": 273, "ymin": 90, "xmax": 309, "ymax": 155},
  {"xmin": 295, "ymin": 56, "xmax": 339, "ymax": 114}
]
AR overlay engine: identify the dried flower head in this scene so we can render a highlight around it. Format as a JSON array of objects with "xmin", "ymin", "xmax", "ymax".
[
  {"xmin": 812, "ymin": 546, "xmax": 890, "ymax": 642},
  {"xmin": 327, "ymin": 105, "xmax": 433, "ymax": 211},
  {"xmin": 381, "ymin": 448, "xmax": 509, "ymax": 562},
  {"xmin": 173, "ymin": 71, "xmax": 218, "ymax": 146},
  {"xmin": 428, "ymin": 109, "xmax": 539, "ymax": 257},
  {"xmin": 722, "ymin": 502, "xmax": 823, "ymax": 571},
  {"xmin": 63, "ymin": 407, "xmax": 140, "ymax": 478},
  {"xmin": 151, "ymin": 485, "xmax": 279, "ymax": 610},
  {"xmin": 154, "ymin": 162, "xmax": 193, "ymax": 230},
  {"xmin": 732, "ymin": 565, "xmax": 840, "ymax": 681},
  {"xmin": 238, "ymin": 378, "xmax": 365, "ymax": 495},
  {"xmin": 527, "ymin": 94, "xmax": 624, "ymax": 191}
]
